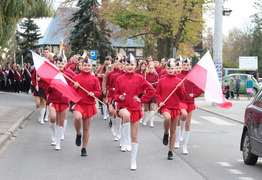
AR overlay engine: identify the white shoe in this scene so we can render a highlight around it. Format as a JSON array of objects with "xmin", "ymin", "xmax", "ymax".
[
  {"xmin": 174, "ymin": 126, "xmax": 181, "ymax": 149},
  {"xmin": 130, "ymin": 142, "xmax": 138, "ymax": 170},
  {"xmin": 55, "ymin": 126, "xmax": 63, "ymax": 151},
  {"xmin": 149, "ymin": 111, "xmax": 154, "ymax": 127},
  {"xmin": 40, "ymin": 119, "xmax": 44, "ymax": 125},
  {"xmin": 103, "ymin": 105, "xmax": 107, "ymax": 120},
  {"xmin": 183, "ymin": 131, "xmax": 190, "ymax": 155},
  {"xmin": 180, "ymin": 120, "xmax": 185, "ymax": 141},
  {"xmin": 142, "ymin": 111, "xmax": 148, "ymax": 126},
  {"xmin": 50, "ymin": 122, "xmax": 56, "ymax": 146}
]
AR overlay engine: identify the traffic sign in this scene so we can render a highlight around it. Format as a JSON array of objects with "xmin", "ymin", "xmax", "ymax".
[{"xmin": 89, "ymin": 50, "xmax": 97, "ymax": 60}]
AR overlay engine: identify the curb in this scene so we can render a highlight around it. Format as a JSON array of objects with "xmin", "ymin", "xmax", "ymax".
[
  {"xmin": 0, "ymin": 110, "xmax": 34, "ymax": 149},
  {"xmin": 196, "ymin": 106, "xmax": 243, "ymax": 125}
]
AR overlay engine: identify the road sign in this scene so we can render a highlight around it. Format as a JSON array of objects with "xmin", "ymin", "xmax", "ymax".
[{"xmin": 89, "ymin": 50, "xmax": 97, "ymax": 60}]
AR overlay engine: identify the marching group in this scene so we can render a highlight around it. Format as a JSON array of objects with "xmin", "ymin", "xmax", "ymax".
[{"xmin": 6, "ymin": 48, "xmax": 204, "ymax": 170}]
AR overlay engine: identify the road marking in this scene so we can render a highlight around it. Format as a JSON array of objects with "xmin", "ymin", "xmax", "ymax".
[
  {"xmin": 191, "ymin": 119, "xmax": 202, "ymax": 124},
  {"xmin": 200, "ymin": 116, "xmax": 234, "ymax": 126},
  {"xmin": 217, "ymin": 162, "xmax": 232, "ymax": 167},
  {"xmin": 238, "ymin": 177, "xmax": 254, "ymax": 180},
  {"xmin": 229, "ymin": 169, "xmax": 243, "ymax": 175},
  {"xmin": 237, "ymin": 159, "xmax": 243, "ymax": 162}
]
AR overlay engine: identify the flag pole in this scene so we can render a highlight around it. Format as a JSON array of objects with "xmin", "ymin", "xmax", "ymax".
[
  {"xmin": 60, "ymin": 71, "xmax": 106, "ymax": 106},
  {"xmin": 146, "ymin": 77, "xmax": 186, "ymax": 123}
]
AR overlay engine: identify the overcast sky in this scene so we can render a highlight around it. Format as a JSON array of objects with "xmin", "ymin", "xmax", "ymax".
[{"xmin": 35, "ymin": 0, "xmax": 259, "ymax": 37}]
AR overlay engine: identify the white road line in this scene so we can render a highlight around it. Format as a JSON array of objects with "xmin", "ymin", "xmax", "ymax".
[
  {"xmin": 238, "ymin": 177, "xmax": 254, "ymax": 180},
  {"xmin": 200, "ymin": 116, "xmax": 234, "ymax": 126},
  {"xmin": 191, "ymin": 119, "xmax": 202, "ymax": 124},
  {"xmin": 229, "ymin": 169, "xmax": 244, "ymax": 175},
  {"xmin": 217, "ymin": 162, "xmax": 232, "ymax": 167}
]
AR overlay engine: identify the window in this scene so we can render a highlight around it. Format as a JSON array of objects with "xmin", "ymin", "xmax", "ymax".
[
  {"xmin": 240, "ymin": 75, "xmax": 247, "ymax": 81},
  {"xmin": 254, "ymin": 91, "xmax": 262, "ymax": 108}
]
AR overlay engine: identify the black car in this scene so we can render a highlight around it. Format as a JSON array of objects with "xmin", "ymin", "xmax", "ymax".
[{"xmin": 240, "ymin": 89, "xmax": 262, "ymax": 165}]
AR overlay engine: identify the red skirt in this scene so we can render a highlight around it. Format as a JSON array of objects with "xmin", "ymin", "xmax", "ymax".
[
  {"xmin": 117, "ymin": 108, "xmax": 143, "ymax": 123},
  {"xmin": 50, "ymin": 103, "xmax": 68, "ymax": 112},
  {"xmin": 161, "ymin": 108, "xmax": 181, "ymax": 120},
  {"xmin": 180, "ymin": 102, "xmax": 195, "ymax": 113},
  {"xmin": 72, "ymin": 104, "xmax": 97, "ymax": 119}
]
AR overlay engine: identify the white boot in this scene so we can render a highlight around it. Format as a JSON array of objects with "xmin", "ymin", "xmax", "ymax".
[
  {"xmin": 149, "ymin": 111, "xmax": 155, "ymax": 127},
  {"xmin": 55, "ymin": 126, "xmax": 63, "ymax": 150},
  {"xmin": 180, "ymin": 120, "xmax": 186, "ymax": 141},
  {"xmin": 174, "ymin": 126, "xmax": 180, "ymax": 149},
  {"xmin": 183, "ymin": 131, "xmax": 190, "ymax": 155},
  {"xmin": 44, "ymin": 107, "xmax": 49, "ymax": 122},
  {"xmin": 111, "ymin": 117, "xmax": 117, "ymax": 137},
  {"xmin": 115, "ymin": 117, "xmax": 122, "ymax": 141},
  {"xmin": 103, "ymin": 105, "xmax": 107, "ymax": 120},
  {"xmin": 61, "ymin": 120, "xmax": 67, "ymax": 140},
  {"xmin": 37, "ymin": 108, "xmax": 41, "ymax": 122},
  {"xmin": 121, "ymin": 124, "xmax": 126, "ymax": 152},
  {"xmin": 130, "ymin": 142, "xmax": 138, "ymax": 170},
  {"xmin": 125, "ymin": 122, "xmax": 131, "ymax": 151},
  {"xmin": 50, "ymin": 122, "xmax": 56, "ymax": 146},
  {"xmin": 142, "ymin": 111, "xmax": 148, "ymax": 126},
  {"xmin": 140, "ymin": 107, "xmax": 144, "ymax": 124},
  {"xmin": 120, "ymin": 124, "xmax": 124, "ymax": 148},
  {"xmin": 40, "ymin": 108, "xmax": 45, "ymax": 125}
]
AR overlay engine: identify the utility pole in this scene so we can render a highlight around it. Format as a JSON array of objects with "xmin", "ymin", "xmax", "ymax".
[{"xmin": 213, "ymin": 0, "xmax": 223, "ymax": 85}]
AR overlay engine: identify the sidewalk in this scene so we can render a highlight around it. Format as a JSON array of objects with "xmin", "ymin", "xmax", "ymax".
[
  {"xmin": 195, "ymin": 97, "xmax": 251, "ymax": 124},
  {"xmin": 0, "ymin": 106, "xmax": 33, "ymax": 148}
]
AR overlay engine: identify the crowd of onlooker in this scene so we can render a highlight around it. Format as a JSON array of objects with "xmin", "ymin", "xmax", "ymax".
[
  {"xmin": 223, "ymin": 75, "xmax": 254, "ymax": 100},
  {"xmin": 0, "ymin": 62, "xmax": 34, "ymax": 94}
]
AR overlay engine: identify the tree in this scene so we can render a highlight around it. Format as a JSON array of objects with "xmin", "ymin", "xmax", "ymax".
[
  {"xmin": 100, "ymin": 0, "xmax": 209, "ymax": 59},
  {"xmin": 223, "ymin": 28, "xmax": 251, "ymax": 68},
  {"xmin": 69, "ymin": 0, "xmax": 114, "ymax": 63},
  {"xmin": 250, "ymin": 0, "xmax": 262, "ymax": 75},
  {"xmin": 17, "ymin": 18, "xmax": 42, "ymax": 64},
  {"xmin": 0, "ymin": 0, "xmax": 54, "ymax": 47}
]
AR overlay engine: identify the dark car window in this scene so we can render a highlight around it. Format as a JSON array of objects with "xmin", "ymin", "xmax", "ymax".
[{"xmin": 254, "ymin": 92, "xmax": 262, "ymax": 108}]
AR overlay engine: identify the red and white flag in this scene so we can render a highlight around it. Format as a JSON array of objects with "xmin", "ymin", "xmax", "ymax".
[
  {"xmin": 31, "ymin": 50, "xmax": 82, "ymax": 103},
  {"xmin": 186, "ymin": 51, "xmax": 232, "ymax": 109}
]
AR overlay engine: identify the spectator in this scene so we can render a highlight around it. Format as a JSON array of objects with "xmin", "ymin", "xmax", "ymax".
[
  {"xmin": 229, "ymin": 77, "xmax": 236, "ymax": 100},
  {"xmin": 235, "ymin": 75, "xmax": 241, "ymax": 100},
  {"xmin": 246, "ymin": 75, "xmax": 253, "ymax": 100}
]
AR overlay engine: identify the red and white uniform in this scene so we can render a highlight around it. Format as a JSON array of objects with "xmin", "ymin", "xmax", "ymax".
[
  {"xmin": 177, "ymin": 70, "xmax": 203, "ymax": 113},
  {"xmin": 106, "ymin": 68, "xmax": 119, "ymax": 102},
  {"xmin": 114, "ymin": 71, "xmax": 155, "ymax": 123},
  {"xmin": 155, "ymin": 74, "xmax": 185, "ymax": 120},
  {"xmin": 70, "ymin": 71, "xmax": 102, "ymax": 119}
]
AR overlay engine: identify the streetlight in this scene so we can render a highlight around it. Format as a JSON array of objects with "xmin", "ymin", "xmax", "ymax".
[{"xmin": 223, "ymin": 8, "xmax": 233, "ymax": 16}]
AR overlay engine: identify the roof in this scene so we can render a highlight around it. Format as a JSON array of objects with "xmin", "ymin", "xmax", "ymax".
[{"xmin": 37, "ymin": 8, "xmax": 145, "ymax": 48}]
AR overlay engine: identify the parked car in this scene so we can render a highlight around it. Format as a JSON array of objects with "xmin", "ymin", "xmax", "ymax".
[
  {"xmin": 223, "ymin": 74, "xmax": 260, "ymax": 95},
  {"xmin": 259, "ymin": 78, "xmax": 262, "ymax": 88},
  {"xmin": 240, "ymin": 88, "xmax": 262, "ymax": 165}
]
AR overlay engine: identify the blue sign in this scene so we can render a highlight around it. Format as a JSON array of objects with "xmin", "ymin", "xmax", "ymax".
[{"xmin": 89, "ymin": 50, "xmax": 97, "ymax": 60}]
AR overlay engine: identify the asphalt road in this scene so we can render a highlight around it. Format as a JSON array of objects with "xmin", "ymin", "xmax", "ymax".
[{"xmin": 0, "ymin": 92, "xmax": 261, "ymax": 180}]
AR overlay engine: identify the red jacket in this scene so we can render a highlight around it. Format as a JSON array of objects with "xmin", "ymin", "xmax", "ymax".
[
  {"xmin": 46, "ymin": 69, "xmax": 74, "ymax": 104},
  {"xmin": 177, "ymin": 70, "xmax": 203, "ymax": 104},
  {"xmin": 146, "ymin": 72, "xmax": 159, "ymax": 89},
  {"xmin": 156, "ymin": 66, "xmax": 163, "ymax": 75},
  {"xmin": 155, "ymin": 74, "xmax": 185, "ymax": 109},
  {"xmin": 114, "ymin": 71, "xmax": 155, "ymax": 111},
  {"xmin": 106, "ymin": 68, "xmax": 119, "ymax": 98},
  {"xmin": 71, "ymin": 71, "xmax": 101, "ymax": 105},
  {"xmin": 136, "ymin": 69, "xmax": 145, "ymax": 77},
  {"xmin": 159, "ymin": 70, "xmax": 167, "ymax": 79},
  {"xmin": 31, "ymin": 68, "xmax": 48, "ymax": 90}
]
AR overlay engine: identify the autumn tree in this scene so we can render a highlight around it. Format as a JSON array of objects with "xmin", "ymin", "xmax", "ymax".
[
  {"xmin": 223, "ymin": 28, "xmax": 251, "ymax": 68},
  {"xmin": 100, "ymin": 0, "xmax": 210, "ymax": 59}
]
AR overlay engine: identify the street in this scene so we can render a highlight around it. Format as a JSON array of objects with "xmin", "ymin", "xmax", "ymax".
[{"xmin": 0, "ymin": 92, "xmax": 261, "ymax": 180}]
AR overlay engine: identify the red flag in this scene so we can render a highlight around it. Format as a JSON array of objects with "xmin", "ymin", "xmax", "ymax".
[
  {"xmin": 186, "ymin": 51, "xmax": 232, "ymax": 109},
  {"xmin": 31, "ymin": 50, "xmax": 82, "ymax": 103}
]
